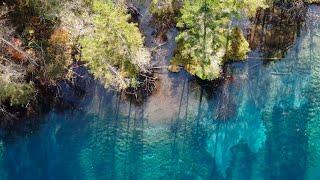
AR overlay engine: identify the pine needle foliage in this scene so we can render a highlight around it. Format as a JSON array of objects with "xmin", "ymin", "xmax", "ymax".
[
  {"xmin": 172, "ymin": 0, "xmax": 267, "ymax": 80},
  {"xmin": 80, "ymin": 0, "xmax": 150, "ymax": 90}
]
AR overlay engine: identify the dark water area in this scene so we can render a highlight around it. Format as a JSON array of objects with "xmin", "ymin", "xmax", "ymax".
[{"xmin": 1, "ymin": 4, "xmax": 320, "ymax": 180}]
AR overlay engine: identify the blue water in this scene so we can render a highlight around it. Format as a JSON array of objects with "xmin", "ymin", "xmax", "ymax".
[{"xmin": 1, "ymin": 5, "xmax": 320, "ymax": 180}]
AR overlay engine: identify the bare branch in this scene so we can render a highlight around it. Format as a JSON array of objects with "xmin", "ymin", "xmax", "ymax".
[{"xmin": 0, "ymin": 37, "xmax": 39, "ymax": 67}]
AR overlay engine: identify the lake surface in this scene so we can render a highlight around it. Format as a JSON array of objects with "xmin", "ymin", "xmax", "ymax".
[{"xmin": 1, "ymin": 5, "xmax": 320, "ymax": 180}]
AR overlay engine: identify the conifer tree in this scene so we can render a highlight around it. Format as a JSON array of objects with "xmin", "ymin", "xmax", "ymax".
[
  {"xmin": 171, "ymin": 0, "xmax": 267, "ymax": 80},
  {"xmin": 80, "ymin": 0, "xmax": 150, "ymax": 90}
]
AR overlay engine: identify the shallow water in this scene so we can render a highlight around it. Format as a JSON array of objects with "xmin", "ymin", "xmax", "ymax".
[{"xmin": 1, "ymin": 5, "xmax": 320, "ymax": 180}]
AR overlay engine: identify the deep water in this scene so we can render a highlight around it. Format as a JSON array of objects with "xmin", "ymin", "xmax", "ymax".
[{"xmin": 1, "ymin": 5, "xmax": 320, "ymax": 180}]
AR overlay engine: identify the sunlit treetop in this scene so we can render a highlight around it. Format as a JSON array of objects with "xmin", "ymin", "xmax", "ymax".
[
  {"xmin": 80, "ymin": 0, "xmax": 150, "ymax": 90},
  {"xmin": 171, "ymin": 0, "xmax": 267, "ymax": 80}
]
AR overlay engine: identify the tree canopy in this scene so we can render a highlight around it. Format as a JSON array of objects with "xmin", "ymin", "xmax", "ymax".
[
  {"xmin": 171, "ymin": 0, "xmax": 267, "ymax": 80},
  {"xmin": 80, "ymin": 0, "xmax": 150, "ymax": 90},
  {"xmin": 0, "ymin": 0, "xmax": 316, "ymax": 115}
]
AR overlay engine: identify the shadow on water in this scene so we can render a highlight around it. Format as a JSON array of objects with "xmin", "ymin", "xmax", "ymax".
[{"xmin": 249, "ymin": 2, "xmax": 307, "ymax": 60}]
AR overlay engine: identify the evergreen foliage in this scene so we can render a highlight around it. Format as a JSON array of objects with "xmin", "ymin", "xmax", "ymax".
[
  {"xmin": 0, "ymin": 0, "xmax": 316, "ymax": 114},
  {"xmin": 150, "ymin": 0, "xmax": 179, "ymax": 34},
  {"xmin": 225, "ymin": 27, "xmax": 250, "ymax": 61},
  {"xmin": 15, "ymin": 0, "xmax": 62, "ymax": 20},
  {"xmin": 171, "ymin": 0, "xmax": 267, "ymax": 80},
  {"xmin": 0, "ymin": 59, "xmax": 34, "ymax": 106},
  {"xmin": 0, "ymin": 81, "xmax": 34, "ymax": 106},
  {"xmin": 0, "ymin": 1, "xmax": 71, "ymax": 108},
  {"xmin": 80, "ymin": 0, "xmax": 150, "ymax": 90}
]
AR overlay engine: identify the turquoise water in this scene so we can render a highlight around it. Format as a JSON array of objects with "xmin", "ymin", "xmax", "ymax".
[{"xmin": 1, "ymin": 6, "xmax": 320, "ymax": 180}]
